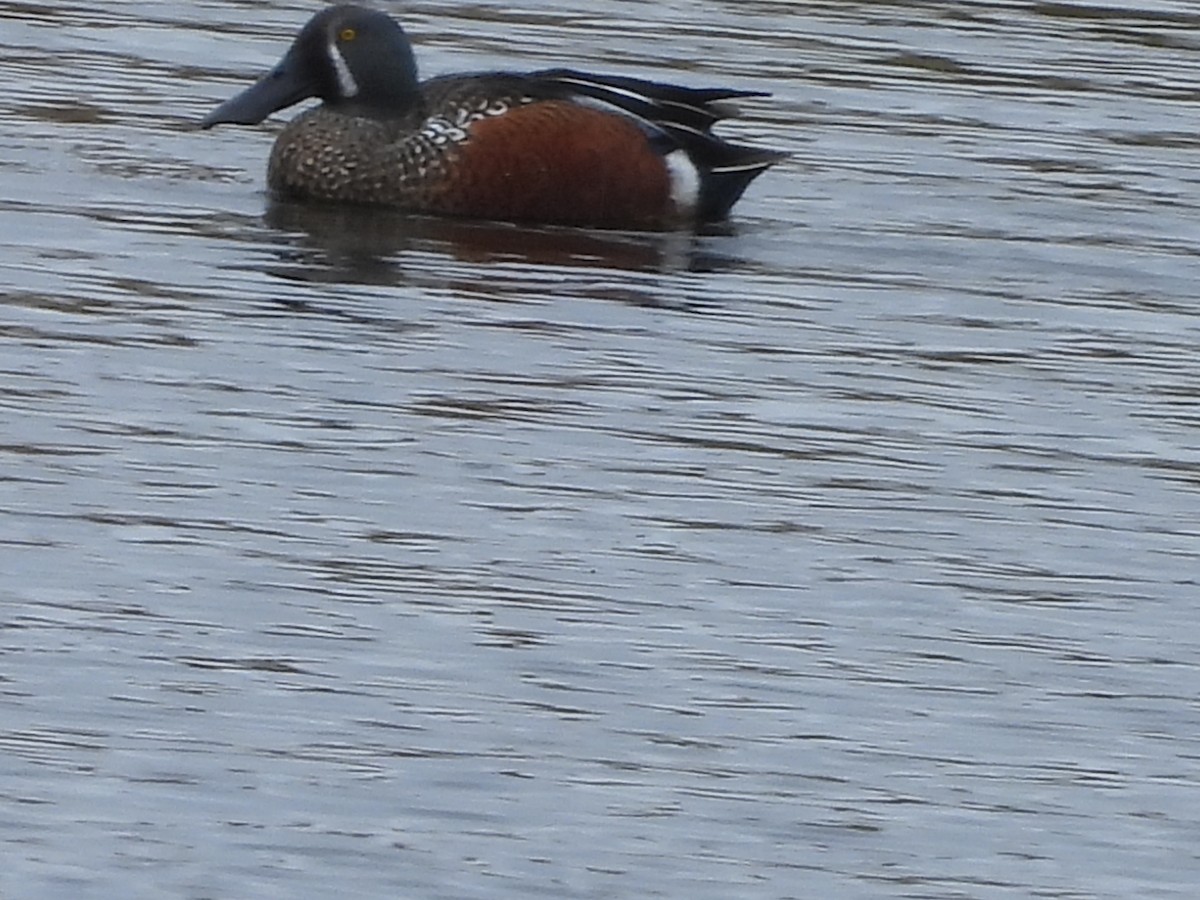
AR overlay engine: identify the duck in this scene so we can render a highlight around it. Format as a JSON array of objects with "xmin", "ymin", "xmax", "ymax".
[{"xmin": 200, "ymin": 4, "xmax": 784, "ymax": 231}]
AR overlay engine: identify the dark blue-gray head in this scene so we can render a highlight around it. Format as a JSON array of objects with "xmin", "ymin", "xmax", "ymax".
[{"xmin": 200, "ymin": 4, "xmax": 420, "ymax": 128}]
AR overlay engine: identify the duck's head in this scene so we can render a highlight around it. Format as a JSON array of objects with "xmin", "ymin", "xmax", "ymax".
[{"xmin": 200, "ymin": 4, "xmax": 419, "ymax": 128}]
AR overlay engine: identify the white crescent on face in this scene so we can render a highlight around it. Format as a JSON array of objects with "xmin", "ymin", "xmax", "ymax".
[{"xmin": 328, "ymin": 40, "xmax": 359, "ymax": 99}]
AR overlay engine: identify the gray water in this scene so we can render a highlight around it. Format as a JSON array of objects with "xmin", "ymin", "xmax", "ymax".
[{"xmin": 3, "ymin": 1, "xmax": 1199, "ymax": 898}]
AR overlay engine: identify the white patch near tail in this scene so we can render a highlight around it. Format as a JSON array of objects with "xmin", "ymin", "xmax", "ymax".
[{"xmin": 665, "ymin": 149, "xmax": 700, "ymax": 218}]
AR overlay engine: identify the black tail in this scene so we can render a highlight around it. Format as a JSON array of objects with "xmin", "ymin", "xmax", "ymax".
[
  {"xmin": 535, "ymin": 68, "xmax": 785, "ymax": 220},
  {"xmin": 688, "ymin": 140, "xmax": 787, "ymax": 221}
]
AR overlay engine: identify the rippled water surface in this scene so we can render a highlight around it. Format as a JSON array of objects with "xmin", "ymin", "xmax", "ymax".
[{"xmin": 3, "ymin": 2, "xmax": 1199, "ymax": 898}]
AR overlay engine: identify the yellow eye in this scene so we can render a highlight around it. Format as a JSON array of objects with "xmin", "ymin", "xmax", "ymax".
[{"xmin": 339, "ymin": 27, "xmax": 356, "ymax": 42}]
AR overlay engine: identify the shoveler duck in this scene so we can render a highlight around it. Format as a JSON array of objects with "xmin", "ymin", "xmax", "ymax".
[{"xmin": 200, "ymin": 4, "xmax": 784, "ymax": 231}]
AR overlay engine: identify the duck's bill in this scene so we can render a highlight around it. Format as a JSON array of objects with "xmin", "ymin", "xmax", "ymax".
[{"xmin": 200, "ymin": 55, "xmax": 315, "ymax": 128}]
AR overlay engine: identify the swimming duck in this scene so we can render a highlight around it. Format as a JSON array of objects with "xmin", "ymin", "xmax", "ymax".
[{"xmin": 201, "ymin": 4, "xmax": 784, "ymax": 230}]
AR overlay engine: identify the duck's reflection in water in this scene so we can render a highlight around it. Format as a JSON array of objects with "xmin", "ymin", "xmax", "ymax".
[{"xmin": 261, "ymin": 198, "xmax": 751, "ymax": 289}]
